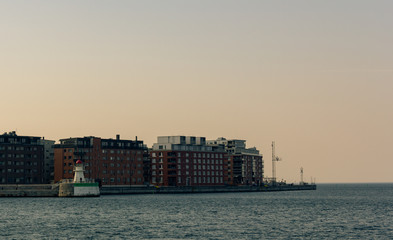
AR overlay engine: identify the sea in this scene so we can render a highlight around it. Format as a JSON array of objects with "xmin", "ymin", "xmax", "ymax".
[{"xmin": 0, "ymin": 183, "xmax": 392, "ymax": 239}]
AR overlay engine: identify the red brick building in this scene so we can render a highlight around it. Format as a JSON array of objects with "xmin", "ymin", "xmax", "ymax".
[
  {"xmin": 150, "ymin": 136, "xmax": 227, "ymax": 186},
  {"xmin": 0, "ymin": 132, "xmax": 45, "ymax": 184},
  {"xmin": 207, "ymin": 138, "xmax": 264, "ymax": 186},
  {"xmin": 54, "ymin": 135, "xmax": 147, "ymax": 185}
]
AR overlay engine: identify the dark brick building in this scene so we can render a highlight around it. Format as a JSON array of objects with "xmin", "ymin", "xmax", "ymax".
[
  {"xmin": 0, "ymin": 132, "xmax": 45, "ymax": 184},
  {"xmin": 54, "ymin": 135, "xmax": 148, "ymax": 185}
]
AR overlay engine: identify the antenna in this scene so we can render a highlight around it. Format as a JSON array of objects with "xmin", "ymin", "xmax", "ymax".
[
  {"xmin": 272, "ymin": 141, "xmax": 282, "ymax": 184},
  {"xmin": 300, "ymin": 167, "xmax": 304, "ymax": 185}
]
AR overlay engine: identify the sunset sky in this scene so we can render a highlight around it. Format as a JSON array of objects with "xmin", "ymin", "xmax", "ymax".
[{"xmin": 1, "ymin": 1, "xmax": 392, "ymax": 183}]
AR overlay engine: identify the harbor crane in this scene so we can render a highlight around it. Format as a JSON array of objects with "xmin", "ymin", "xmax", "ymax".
[{"xmin": 272, "ymin": 141, "xmax": 282, "ymax": 184}]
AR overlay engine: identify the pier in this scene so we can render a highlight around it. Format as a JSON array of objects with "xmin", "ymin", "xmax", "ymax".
[{"xmin": 0, "ymin": 184, "xmax": 316, "ymax": 197}]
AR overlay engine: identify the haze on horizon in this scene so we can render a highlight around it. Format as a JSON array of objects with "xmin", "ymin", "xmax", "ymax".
[{"xmin": 1, "ymin": 1, "xmax": 392, "ymax": 184}]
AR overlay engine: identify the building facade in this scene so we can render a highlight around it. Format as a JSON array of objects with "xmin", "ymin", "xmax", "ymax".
[
  {"xmin": 150, "ymin": 136, "xmax": 227, "ymax": 187},
  {"xmin": 0, "ymin": 132, "xmax": 45, "ymax": 184},
  {"xmin": 207, "ymin": 138, "xmax": 264, "ymax": 185},
  {"xmin": 54, "ymin": 135, "xmax": 147, "ymax": 185},
  {"xmin": 39, "ymin": 138, "xmax": 55, "ymax": 183}
]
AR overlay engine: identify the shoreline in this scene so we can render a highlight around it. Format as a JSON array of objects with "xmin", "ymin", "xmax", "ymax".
[{"xmin": 0, "ymin": 184, "xmax": 316, "ymax": 197}]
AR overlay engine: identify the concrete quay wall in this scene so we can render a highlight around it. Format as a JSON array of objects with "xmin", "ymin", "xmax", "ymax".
[
  {"xmin": 0, "ymin": 184, "xmax": 316, "ymax": 197},
  {"xmin": 0, "ymin": 184, "xmax": 59, "ymax": 197},
  {"xmin": 100, "ymin": 184, "xmax": 317, "ymax": 195}
]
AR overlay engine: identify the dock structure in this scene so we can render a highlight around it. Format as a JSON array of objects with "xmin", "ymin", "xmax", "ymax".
[{"xmin": 0, "ymin": 183, "xmax": 316, "ymax": 197}]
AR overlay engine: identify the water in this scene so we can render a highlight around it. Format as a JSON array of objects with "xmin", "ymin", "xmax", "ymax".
[{"xmin": 1, "ymin": 183, "xmax": 393, "ymax": 239}]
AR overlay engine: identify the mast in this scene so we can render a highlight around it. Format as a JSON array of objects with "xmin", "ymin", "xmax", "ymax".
[{"xmin": 272, "ymin": 141, "xmax": 281, "ymax": 184}]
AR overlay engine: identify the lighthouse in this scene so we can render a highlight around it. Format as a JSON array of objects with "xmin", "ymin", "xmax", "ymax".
[
  {"xmin": 59, "ymin": 159, "xmax": 100, "ymax": 197},
  {"xmin": 73, "ymin": 160, "xmax": 86, "ymax": 183}
]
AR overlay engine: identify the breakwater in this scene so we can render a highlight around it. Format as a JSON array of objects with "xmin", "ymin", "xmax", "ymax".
[
  {"xmin": 0, "ymin": 184, "xmax": 58, "ymax": 197},
  {"xmin": 101, "ymin": 184, "xmax": 316, "ymax": 195},
  {"xmin": 0, "ymin": 184, "xmax": 316, "ymax": 197}
]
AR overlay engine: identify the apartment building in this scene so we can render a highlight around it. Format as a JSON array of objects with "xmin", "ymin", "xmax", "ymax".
[
  {"xmin": 150, "ymin": 136, "xmax": 227, "ymax": 186},
  {"xmin": 0, "ymin": 132, "xmax": 45, "ymax": 184},
  {"xmin": 207, "ymin": 137, "xmax": 264, "ymax": 185},
  {"xmin": 54, "ymin": 135, "xmax": 148, "ymax": 185}
]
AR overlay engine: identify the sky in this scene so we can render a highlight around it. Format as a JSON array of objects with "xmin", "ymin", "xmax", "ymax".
[{"xmin": 1, "ymin": 1, "xmax": 392, "ymax": 183}]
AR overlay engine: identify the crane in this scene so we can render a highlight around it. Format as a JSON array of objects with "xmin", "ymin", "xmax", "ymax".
[{"xmin": 272, "ymin": 141, "xmax": 282, "ymax": 184}]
